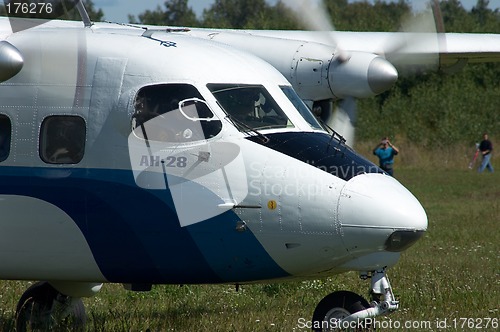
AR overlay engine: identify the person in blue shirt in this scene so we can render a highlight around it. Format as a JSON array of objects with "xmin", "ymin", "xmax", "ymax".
[{"xmin": 373, "ymin": 137, "xmax": 399, "ymax": 176}]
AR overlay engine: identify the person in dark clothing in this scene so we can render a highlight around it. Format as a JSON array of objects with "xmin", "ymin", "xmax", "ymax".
[{"xmin": 478, "ymin": 133, "xmax": 494, "ymax": 173}]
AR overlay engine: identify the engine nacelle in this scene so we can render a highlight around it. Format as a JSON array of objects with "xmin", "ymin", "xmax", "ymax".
[
  {"xmin": 192, "ymin": 31, "xmax": 397, "ymax": 101},
  {"xmin": 328, "ymin": 51, "xmax": 398, "ymax": 99}
]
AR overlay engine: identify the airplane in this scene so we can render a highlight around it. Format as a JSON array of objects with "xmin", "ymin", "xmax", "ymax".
[{"xmin": 0, "ymin": 0, "xmax": 498, "ymax": 331}]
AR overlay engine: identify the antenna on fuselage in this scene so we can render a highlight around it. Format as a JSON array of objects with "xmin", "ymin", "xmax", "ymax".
[{"xmin": 76, "ymin": 1, "xmax": 92, "ymax": 27}]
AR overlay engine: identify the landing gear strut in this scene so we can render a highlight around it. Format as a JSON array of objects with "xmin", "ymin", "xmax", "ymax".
[
  {"xmin": 15, "ymin": 281, "xmax": 86, "ymax": 332},
  {"xmin": 312, "ymin": 268, "xmax": 398, "ymax": 331}
]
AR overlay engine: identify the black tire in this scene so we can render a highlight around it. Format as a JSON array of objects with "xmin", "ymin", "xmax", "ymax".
[
  {"xmin": 15, "ymin": 281, "xmax": 86, "ymax": 332},
  {"xmin": 16, "ymin": 281, "xmax": 58, "ymax": 332},
  {"xmin": 311, "ymin": 290, "xmax": 372, "ymax": 331}
]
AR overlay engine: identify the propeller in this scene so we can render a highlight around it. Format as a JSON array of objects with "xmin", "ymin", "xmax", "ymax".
[
  {"xmin": 283, "ymin": 1, "xmax": 373, "ymax": 147},
  {"xmin": 382, "ymin": 0, "xmax": 444, "ymax": 72},
  {"xmin": 284, "ymin": 0, "xmax": 442, "ymax": 147},
  {"xmin": 285, "ymin": 0, "xmax": 349, "ymax": 62}
]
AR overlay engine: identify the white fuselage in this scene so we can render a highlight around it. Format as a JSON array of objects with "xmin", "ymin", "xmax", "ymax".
[{"xmin": 0, "ymin": 18, "xmax": 427, "ymax": 285}]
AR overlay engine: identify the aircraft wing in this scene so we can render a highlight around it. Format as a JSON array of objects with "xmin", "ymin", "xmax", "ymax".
[
  {"xmin": 2, "ymin": 18, "xmax": 499, "ymax": 99},
  {"xmin": 188, "ymin": 29, "xmax": 500, "ymax": 69},
  {"xmin": 2, "ymin": 17, "xmax": 499, "ymax": 67},
  {"xmin": 435, "ymin": 33, "xmax": 500, "ymax": 65}
]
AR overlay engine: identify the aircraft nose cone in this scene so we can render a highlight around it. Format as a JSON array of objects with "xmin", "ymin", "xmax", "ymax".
[
  {"xmin": 368, "ymin": 57, "xmax": 398, "ymax": 95},
  {"xmin": 338, "ymin": 173, "xmax": 427, "ymax": 253}
]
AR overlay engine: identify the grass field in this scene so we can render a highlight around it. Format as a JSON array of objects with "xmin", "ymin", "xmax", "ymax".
[{"xmin": 0, "ymin": 167, "xmax": 498, "ymax": 331}]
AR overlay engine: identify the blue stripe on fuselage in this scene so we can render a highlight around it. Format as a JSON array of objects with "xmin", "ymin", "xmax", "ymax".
[
  {"xmin": 0, "ymin": 166, "xmax": 288, "ymax": 284},
  {"xmin": 186, "ymin": 213, "xmax": 288, "ymax": 283}
]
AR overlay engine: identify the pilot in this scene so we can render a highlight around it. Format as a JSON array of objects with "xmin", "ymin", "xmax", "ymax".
[
  {"xmin": 133, "ymin": 96, "xmax": 159, "ymax": 128},
  {"xmin": 233, "ymin": 89, "xmax": 260, "ymax": 124}
]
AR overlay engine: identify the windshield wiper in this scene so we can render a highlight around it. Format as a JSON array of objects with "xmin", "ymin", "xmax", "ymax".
[
  {"xmin": 320, "ymin": 119, "xmax": 347, "ymax": 153},
  {"xmin": 215, "ymin": 102, "xmax": 270, "ymax": 144},
  {"xmin": 226, "ymin": 115, "xmax": 270, "ymax": 144}
]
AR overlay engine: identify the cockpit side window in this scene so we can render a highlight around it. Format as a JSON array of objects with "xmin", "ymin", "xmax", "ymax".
[
  {"xmin": 280, "ymin": 86, "xmax": 323, "ymax": 130},
  {"xmin": 207, "ymin": 84, "xmax": 294, "ymax": 131},
  {"xmin": 132, "ymin": 84, "xmax": 222, "ymax": 143}
]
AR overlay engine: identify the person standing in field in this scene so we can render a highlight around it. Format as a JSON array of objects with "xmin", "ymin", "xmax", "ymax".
[
  {"xmin": 478, "ymin": 133, "xmax": 494, "ymax": 173},
  {"xmin": 373, "ymin": 137, "xmax": 399, "ymax": 176}
]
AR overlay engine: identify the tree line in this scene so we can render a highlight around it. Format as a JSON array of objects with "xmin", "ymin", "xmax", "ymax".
[{"xmin": 127, "ymin": 0, "xmax": 499, "ymax": 34}]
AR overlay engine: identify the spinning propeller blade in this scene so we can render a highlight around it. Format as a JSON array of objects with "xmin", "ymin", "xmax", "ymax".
[
  {"xmin": 382, "ymin": 0, "xmax": 444, "ymax": 71},
  {"xmin": 284, "ymin": 0, "xmax": 442, "ymax": 147},
  {"xmin": 285, "ymin": 0, "xmax": 349, "ymax": 61}
]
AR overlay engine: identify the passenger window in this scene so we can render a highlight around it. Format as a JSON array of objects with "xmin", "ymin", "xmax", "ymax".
[
  {"xmin": 0, "ymin": 115, "xmax": 12, "ymax": 162},
  {"xmin": 40, "ymin": 116, "xmax": 86, "ymax": 164},
  {"xmin": 132, "ymin": 84, "xmax": 222, "ymax": 143}
]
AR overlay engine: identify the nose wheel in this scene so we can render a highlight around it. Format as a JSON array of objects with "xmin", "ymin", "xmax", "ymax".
[
  {"xmin": 312, "ymin": 269, "xmax": 398, "ymax": 331},
  {"xmin": 15, "ymin": 281, "xmax": 86, "ymax": 332},
  {"xmin": 312, "ymin": 290, "xmax": 372, "ymax": 331}
]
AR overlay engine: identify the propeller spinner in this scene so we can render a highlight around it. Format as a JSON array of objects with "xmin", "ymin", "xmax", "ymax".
[{"xmin": 0, "ymin": 41, "xmax": 23, "ymax": 82}]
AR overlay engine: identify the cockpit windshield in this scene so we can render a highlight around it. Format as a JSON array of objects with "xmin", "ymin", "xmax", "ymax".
[
  {"xmin": 280, "ymin": 86, "xmax": 323, "ymax": 131},
  {"xmin": 207, "ymin": 84, "xmax": 294, "ymax": 131}
]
